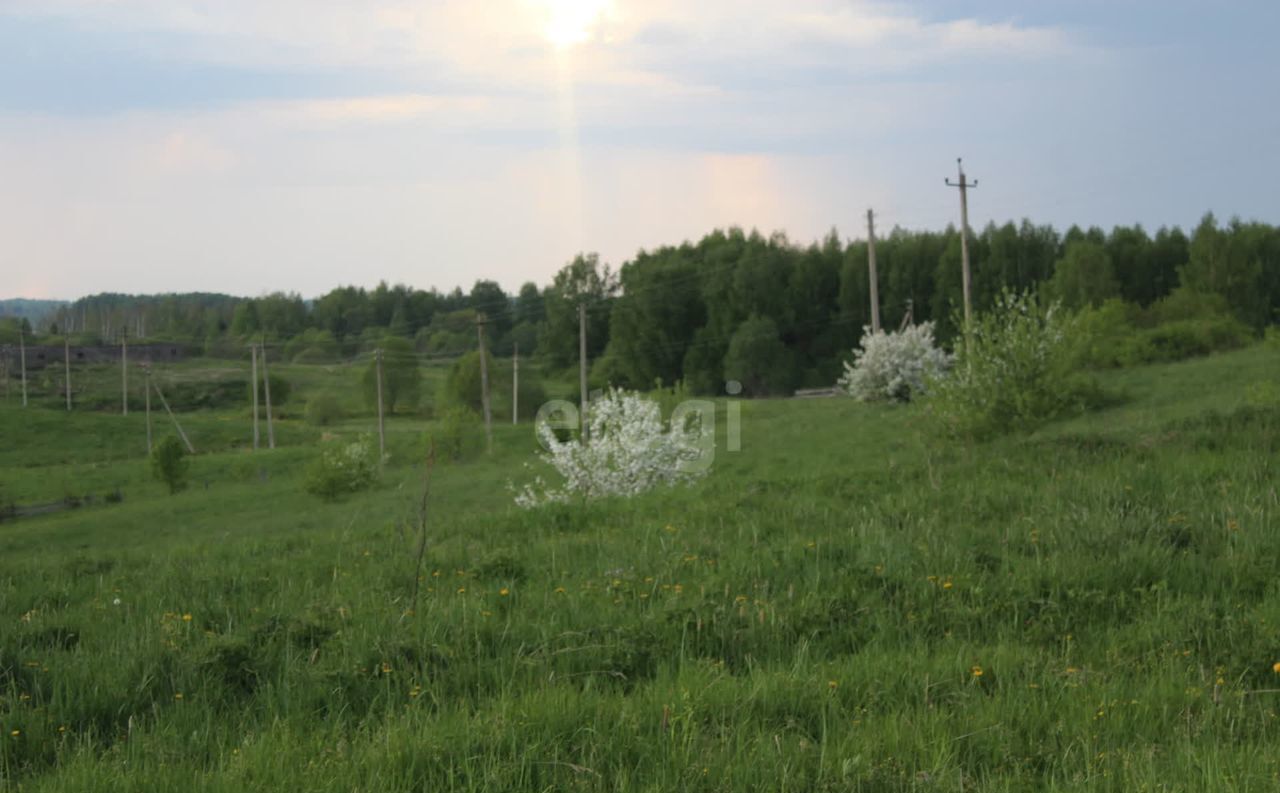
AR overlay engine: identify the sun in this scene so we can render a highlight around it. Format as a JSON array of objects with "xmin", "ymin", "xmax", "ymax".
[{"xmin": 540, "ymin": 0, "xmax": 611, "ymax": 49}]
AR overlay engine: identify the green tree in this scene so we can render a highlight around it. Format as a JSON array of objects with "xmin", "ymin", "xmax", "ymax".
[
  {"xmin": 150, "ymin": 437, "xmax": 190, "ymax": 495},
  {"xmin": 1046, "ymin": 241, "xmax": 1121, "ymax": 310},
  {"xmin": 541, "ymin": 253, "xmax": 617, "ymax": 368},
  {"xmin": 363, "ymin": 336, "xmax": 421, "ymax": 414},
  {"xmin": 723, "ymin": 315, "xmax": 793, "ymax": 396}
]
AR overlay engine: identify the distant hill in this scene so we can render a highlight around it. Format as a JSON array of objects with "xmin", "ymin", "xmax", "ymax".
[{"xmin": 0, "ymin": 299, "xmax": 66, "ymax": 324}]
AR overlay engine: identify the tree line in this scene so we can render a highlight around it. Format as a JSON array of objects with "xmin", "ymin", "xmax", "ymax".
[{"xmin": 6, "ymin": 213, "xmax": 1276, "ymax": 395}]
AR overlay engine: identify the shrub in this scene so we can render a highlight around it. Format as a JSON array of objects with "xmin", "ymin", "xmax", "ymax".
[
  {"xmin": 1071, "ymin": 294, "xmax": 1254, "ymax": 369},
  {"xmin": 150, "ymin": 437, "xmax": 190, "ymax": 495},
  {"xmin": 249, "ymin": 373, "xmax": 292, "ymax": 407},
  {"xmin": 838, "ymin": 322, "xmax": 951, "ymax": 402},
  {"xmin": 304, "ymin": 437, "xmax": 381, "ymax": 501},
  {"xmin": 927, "ymin": 290, "xmax": 1102, "ymax": 438},
  {"xmin": 513, "ymin": 388, "xmax": 708, "ymax": 507},
  {"xmin": 305, "ymin": 393, "xmax": 345, "ymax": 426},
  {"xmin": 434, "ymin": 406, "xmax": 481, "ymax": 462},
  {"xmin": 723, "ymin": 315, "xmax": 793, "ymax": 396}
]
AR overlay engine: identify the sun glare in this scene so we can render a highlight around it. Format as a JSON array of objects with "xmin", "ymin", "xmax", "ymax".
[{"xmin": 541, "ymin": 0, "xmax": 610, "ymax": 49}]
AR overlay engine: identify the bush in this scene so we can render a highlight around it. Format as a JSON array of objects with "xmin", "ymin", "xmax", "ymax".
[
  {"xmin": 150, "ymin": 437, "xmax": 190, "ymax": 495},
  {"xmin": 250, "ymin": 373, "xmax": 292, "ymax": 407},
  {"xmin": 304, "ymin": 437, "xmax": 381, "ymax": 501},
  {"xmin": 838, "ymin": 322, "xmax": 951, "ymax": 402},
  {"xmin": 434, "ymin": 406, "xmax": 482, "ymax": 462},
  {"xmin": 927, "ymin": 291, "xmax": 1102, "ymax": 438},
  {"xmin": 513, "ymin": 388, "xmax": 708, "ymax": 507},
  {"xmin": 723, "ymin": 315, "xmax": 793, "ymax": 396},
  {"xmin": 1071, "ymin": 293, "xmax": 1254, "ymax": 369},
  {"xmin": 305, "ymin": 393, "xmax": 345, "ymax": 426}
]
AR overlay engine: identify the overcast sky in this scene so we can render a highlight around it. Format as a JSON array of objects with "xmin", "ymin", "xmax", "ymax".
[{"xmin": 1, "ymin": 0, "xmax": 1276, "ymax": 300}]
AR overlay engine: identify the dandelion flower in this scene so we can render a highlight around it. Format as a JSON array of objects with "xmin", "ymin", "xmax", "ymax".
[
  {"xmin": 1273, "ymin": 662, "xmax": 1280, "ymax": 674},
  {"xmin": 182, "ymin": 614, "xmax": 193, "ymax": 622},
  {"xmin": 971, "ymin": 666, "xmax": 984, "ymax": 678},
  {"xmin": 499, "ymin": 588, "xmax": 510, "ymax": 597}
]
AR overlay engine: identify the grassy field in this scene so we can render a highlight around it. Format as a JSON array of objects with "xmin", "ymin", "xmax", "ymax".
[{"xmin": 1, "ymin": 344, "xmax": 1278, "ymax": 791}]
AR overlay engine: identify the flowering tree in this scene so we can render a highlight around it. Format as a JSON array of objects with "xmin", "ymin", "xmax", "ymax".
[
  {"xmin": 838, "ymin": 322, "xmax": 951, "ymax": 402},
  {"xmin": 513, "ymin": 389, "xmax": 708, "ymax": 507},
  {"xmin": 304, "ymin": 436, "xmax": 383, "ymax": 501}
]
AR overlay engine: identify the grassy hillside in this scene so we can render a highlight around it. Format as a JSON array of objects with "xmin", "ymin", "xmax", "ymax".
[{"xmin": 0, "ymin": 345, "xmax": 1278, "ymax": 791}]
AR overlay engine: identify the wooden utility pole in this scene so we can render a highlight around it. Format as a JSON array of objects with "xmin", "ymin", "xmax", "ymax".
[
  {"xmin": 511, "ymin": 342, "xmax": 519, "ymax": 425},
  {"xmin": 578, "ymin": 302, "xmax": 589, "ymax": 440},
  {"xmin": 144, "ymin": 366, "xmax": 153, "ymax": 454},
  {"xmin": 121, "ymin": 328, "xmax": 128, "ymax": 416},
  {"xmin": 945, "ymin": 158, "xmax": 978, "ymax": 332},
  {"xmin": 375, "ymin": 348, "xmax": 386, "ymax": 460},
  {"xmin": 261, "ymin": 339, "xmax": 275, "ymax": 449},
  {"xmin": 64, "ymin": 336, "xmax": 71, "ymax": 411},
  {"xmin": 867, "ymin": 209, "xmax": 882, "ymax": 334},
  {"xmin": 250, "ymin": 344, "xmax": 260, "ymax": 451},
  {"xmin": 18, "ymin": 325, "xmax": 26, "ymax": 408},
  {"xmin": 153, "ymin": 379, "xmax": 195, "ymax": 454},
  {"xmin": 476, "ymin": 316, "xmax": 492, "ymax": 453}
]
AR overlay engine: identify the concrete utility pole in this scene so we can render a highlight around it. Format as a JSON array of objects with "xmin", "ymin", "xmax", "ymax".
[
  {"xmin": 512, "ymin": 342, "xmax": 519, "ymax": 426},
  {"xmin": 18, "ymin": 325, "xmax": 27, "ymax": 408},
  {"xmin": 261, "ymin": 339, "xmax": 275, "ymax": 449},
  {"xmin": 578, "ymin": 302, "xmax": 589, "ymax": 440},
  {"xmin": 867, "ymin": 209, "xmax": 882, "ymax": 334},
  {"xmin": 64, "ymin": 336, "xmax": 71, "ymax": 411},
  {"xmin": 476, "ymin": 315, "xmax": 492, "ymax": 453},
  {"xmin": 375, "ymin": 348, "xmax": 386, "ymax": 460},
  {"xmin": 945, "ymin": 158, "xmax": 978, "ymax": 331},
  {"xmin": 250, "ymin": 344, "xmax": 260, "ymax": 451},
  {"xmin": 121, "ymin": 328, "xmax": 128, "ymax": 416}
]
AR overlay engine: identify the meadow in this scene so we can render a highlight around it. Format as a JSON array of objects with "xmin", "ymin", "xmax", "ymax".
[{"xmin": 1, "ymin": 344, "xmax": 1278, "ymax": 791}]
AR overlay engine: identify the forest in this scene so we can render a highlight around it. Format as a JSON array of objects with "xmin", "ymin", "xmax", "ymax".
[{"xmin": 3, "ymin": 212, "xmax": 1277, "ymax": 396}]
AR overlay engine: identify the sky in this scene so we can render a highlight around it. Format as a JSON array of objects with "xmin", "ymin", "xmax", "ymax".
[{"xmin": 1, "ymin": 0, "xmax": 1277, "ymax": 300}]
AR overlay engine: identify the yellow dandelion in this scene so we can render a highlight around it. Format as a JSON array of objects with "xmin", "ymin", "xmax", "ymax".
[
  {"xmin": 456, "ymin": 587, "xmax": 466, "ymax": 594},
  {"xmin": 942, "ymin": 581, "xmax": 954, "ymax": 590},
  {"xmin": 10, "ymin": 730, "xmax": 20, "ymax": 737},
  {"xmin": 554, "ymin": 586, "xmax": 566, "ymax": 594},
  {"xmin": 828, "ymin": 680, "xmax": 838, "ymax": 690},
  {"xmin": 380, "ymin": 662, "xmax": 392, "ymax": 674},
  {"xmin": 971, "ymin": 666, "xmax": 984, "ymax": 678},
  {"xmin": 499, "ymin": 588, "xmax": 510, "ymax": 597},
  {"xmin": 1272, "ymin": 662, "xmax": 1280, "ymax": 674},
  {"xmin": 182, "ymin": 614, "xmax": 193, "ymax": 622},
  {"xmin": 174, "ymin": 692, "xmax": 184, "ymax": 700}
]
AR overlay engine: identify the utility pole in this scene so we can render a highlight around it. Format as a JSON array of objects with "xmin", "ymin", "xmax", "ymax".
[
  {"xmin": 121, "ymin": 328, "xmax": 128, "ymax": 416},
  {"xmin": 512, "ymin": 342, "xmax": 519, "ymax": 425},
  {"xmin": 867, "ymin": 209, "xmax": 882, "ymax": 334},
  {"xmin": 261, "ymin": 338, "xmax": 275, "ymax": 449},
  {"xmin": 578, "ymin": 302, "xmax": 589, "ymax": 440},
  {"xmin": 476, "ymin": 315, "xmax": 492, "ymax": 453},
  {"xmin": 18, "ymin": 324, "xmax": 27, "ymax": 408},
  {"xmin": 375, "ymin": 348, "xmax": 386, "ymax": 460},
  {"xmin": 64, "ymin": 336, "xmax": 71, "ymax": 411},
  {"xmin": 250, "ymin": 344, "xmax": 260, "ymax": 451},
  {"xmin": 144, "ymin": 366, "xmax": 153, "ymax": 454},
  {"xmin": 945, "ymin": 158, "xmax": 978, "ymax": 332}
]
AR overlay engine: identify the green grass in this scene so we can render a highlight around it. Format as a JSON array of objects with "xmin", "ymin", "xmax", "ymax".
[{"xmin": 1, "ymin": 344, "xmax": 1279, "ymax": 791}]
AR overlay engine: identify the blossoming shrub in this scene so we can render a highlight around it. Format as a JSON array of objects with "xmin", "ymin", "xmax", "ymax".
[
  {"xmin": 513, "ymin": 388, "xmax": 708, "ymax": 507},
  {"xmin": 838, "ymin": 322, "xmax": 951, "ymax": 402},
  {"xmin": 927, "ymin": 290, "xmax": 1105, "ymax": 438},
  {"xmin": 304, "ymin": 436, "xmax": 382, "ymax": 501}
]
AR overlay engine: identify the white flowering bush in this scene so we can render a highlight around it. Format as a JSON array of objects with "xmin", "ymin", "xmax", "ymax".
[
  {"xmin": 304, "ymin": 436, "xmax": 383, "ymax": 501},
  {"xmin": 513, "ymin": 389, "xmax": 708, "ymax": 507},
  {"xmin": 838, "ymin": 322, "xmax": 951, "ymax": 402},
  {"xmin": 927, "ymin": 290, "xmax": 1103, "ymax": 438}
]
